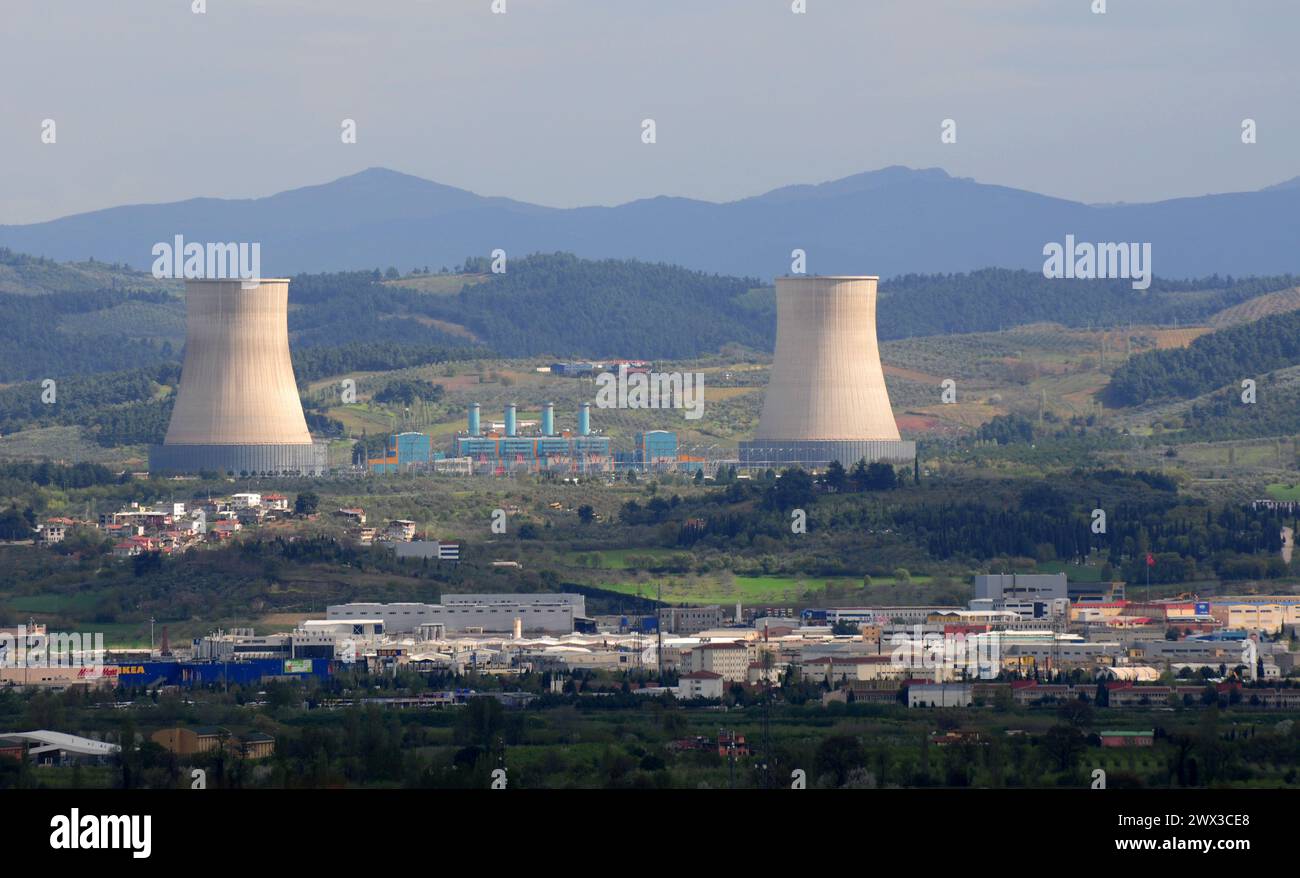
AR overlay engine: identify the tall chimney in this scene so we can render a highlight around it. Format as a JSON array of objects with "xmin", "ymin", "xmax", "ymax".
[
  {"xmin": 541, "ymin": 401, "xmax": 554, "ymax": 436},
  {"xmin": 468, "ymin": 402, "xmax": 481, "ymax": 436},
  {"xmin": 505, "ymin": 404, "xmax": 517, "ymax": 437},
  {"xmin": 578, "ymin": 402, "xmax": 591, "ymax": 436}
]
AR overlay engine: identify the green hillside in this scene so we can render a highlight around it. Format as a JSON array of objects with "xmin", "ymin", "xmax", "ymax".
[
  {"xmin": 0, "ymin": 247, "xmax": 180, "ymax": 296},
  {"xmin": 1106, "ymin": 309, "xmax": 1300, "ymax": 406}
]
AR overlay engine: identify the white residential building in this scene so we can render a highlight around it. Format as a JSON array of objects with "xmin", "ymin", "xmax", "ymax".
[
  {"xmin": 680, "ymin": 642, "xmax": 749, "ymax": 682},
  {"xmin": 677, "ymin": 671, "xmax": 725, "ymax": 700}
]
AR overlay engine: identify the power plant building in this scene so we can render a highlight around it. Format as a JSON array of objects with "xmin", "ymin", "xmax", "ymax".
[
  {"xmin": 454, "ymin": 402, "xmax": 612, "ymax": 473},
  {"xmin": 367, "ymin": 432, "xmax": 443, "ymax": 473},
  {"xmin": 740, "ymin": 275, "xmax": 915, "ymax": 469},
  {"xmin": 149, "ymin": 279, "xmax": 327, "ymax": 476},
  {"xmin": 369, "ymin": 421, "xmax": 695, "ymax": 476},
  {"xmin": 635, "ymin": 430, "xmax": 679, "ymax": 472}
]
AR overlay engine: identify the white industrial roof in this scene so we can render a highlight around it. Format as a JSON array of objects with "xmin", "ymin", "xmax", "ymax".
[{"xmin": 0, "ymin": 730, "xmax": 120, "ymax": 756}]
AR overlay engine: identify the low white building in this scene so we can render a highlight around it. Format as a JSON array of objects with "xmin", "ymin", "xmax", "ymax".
[
  {"xmin": 433, "ymin": 456, "xmax": 474, "ymax": 475},
  {"xmin": 262, "ymin": 493, "xmax": 289, "ymax": 512},
  {"xmin": 677, "ymin": 671, "xmax": 725, "ymax": 700},
  {"xmin": 908, "ymin": 682, "xmax": 973, "ymax": 708},
  {"xmin": 1100, "ymin": 666, "xmax": 1161, "ymax": 682},
  {"xmin": 802, "ymin": 655, "xmax": 903, "ymax": 684}
]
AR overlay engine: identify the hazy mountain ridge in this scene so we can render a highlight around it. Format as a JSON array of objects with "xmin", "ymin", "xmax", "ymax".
[{"xmin": 4, "ymin": 166, "xmax": 1300, "ymax": 278}]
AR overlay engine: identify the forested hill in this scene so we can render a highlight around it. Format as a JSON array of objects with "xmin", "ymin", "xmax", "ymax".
[
  {"xmin": 4, "ymin": 243, "xmax": 1300, "ymax": 382},
  {"xmin": 1105, "ymin": 309, "xmax": 1300, "ymax": 406},
  {"xmin": 288, "ymin": 257, "xmax": 769, "ymax": 359},
  {"xmin": 0, "ymin": 247, "xmax": 175, "ymax": 296},
  {"xmin": 876, "ymin": 271, "xmax": 1298, "ymax": 339},
  {"xmin": 420, "ymin": 253, "xmax": 768, "ymax": 358},
  {"xmin": 295, "ymin": 257, "xmax": 1300, "ymax": 360},
  {"xmin": 0, "ymin": 288, "xmax": 179, "ymax": 381}
]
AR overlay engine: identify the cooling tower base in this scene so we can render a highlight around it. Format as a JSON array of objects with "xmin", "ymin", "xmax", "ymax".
[
  {"xmin": 739, "ymin": 439, "xmax": 915, "ymax": 470},
  {"xmin": 149, "ymin": 443, "xmax": 329, "ymax": 477}
]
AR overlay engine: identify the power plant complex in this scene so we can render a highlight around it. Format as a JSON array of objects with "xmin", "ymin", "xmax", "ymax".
[
  {"xmin": 740, "ymin": 275, "xmax": 915, "ymax": 468},
  {"xmin": 454, "ymin": 401, "xmax": 613, "ymax": 474},
  {"xmin": 149, "ymin": 279, "xmax": 328, "ymax": 476},
  {"xmin": 146, "ymin": 274, "xmax": 909, "ymax": 478},
  {"xmin": 367, "ymin": 402, "xmax": 702, "ymax": 476}
]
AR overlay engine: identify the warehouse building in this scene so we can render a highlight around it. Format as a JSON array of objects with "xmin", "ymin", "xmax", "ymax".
[
  {"xmin": 973, "ymin": 573, "xmax": 1068, "ymax": 604},
  {"xmin": 328, "ymin": 594, "xmax": 588, "ymax": 635},
  {"xmin": 1209, "ymin": 596, "xmax": 1300, "ymax": 633},
  {"xmin": 151, "ymin": 727, "xmax": 276, "ymax": 760},
  {"xmin": 0, "ymin": 731, "xmax": 119, "ymax": 765},
  {"xmin": 659, "ymin": 605, "xmax": 727, "ymax": 634}
]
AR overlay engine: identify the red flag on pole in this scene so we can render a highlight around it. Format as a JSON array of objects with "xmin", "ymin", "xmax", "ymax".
[{"xmin": 1146, "ymin": 552, "xmax": 1155, "ymax": 567}]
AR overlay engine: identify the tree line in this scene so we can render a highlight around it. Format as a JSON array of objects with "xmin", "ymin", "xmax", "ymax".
[
  {"xmin": 291, "ymin": 341, "xmax": 488, "ymax": 384},
  {"xmin": 0, "ymin": 289, "xmax": 177, "ymax": 382},
  {"xmin": 878, "ymin": 270, "xmax": 1300, "ymax": 341},
  {"xmin": 1106, "ymin": 308, "xmax": 1300, "ymax": 406}
]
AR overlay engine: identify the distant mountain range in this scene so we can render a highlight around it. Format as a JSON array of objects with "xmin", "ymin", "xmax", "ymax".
[{"xmin": 3, "ymin": 166, "xmax": 1300, "ymax": 278}]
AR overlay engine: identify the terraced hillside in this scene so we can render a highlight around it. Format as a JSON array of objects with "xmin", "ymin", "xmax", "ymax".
[
  {"xmin": 1207, "ymin": 286, "xmax": 1300, "ymax": 329},
  {"xmin": 0, "ymin": 248, "xmax": 179, "ymax": 296}
]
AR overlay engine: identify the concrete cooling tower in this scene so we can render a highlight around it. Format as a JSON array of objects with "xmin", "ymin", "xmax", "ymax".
[
  {"xmin": 149, "ymin": 279, "xmax": 327, "ymax": 476},
  {"xmin": 739, "ymin": 275, "xmax": 915, "ymax": 468}
]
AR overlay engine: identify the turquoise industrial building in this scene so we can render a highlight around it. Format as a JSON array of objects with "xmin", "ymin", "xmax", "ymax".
[{"xmin": 366, "ymin": 402, "xmax": 695, "ymax": 475}]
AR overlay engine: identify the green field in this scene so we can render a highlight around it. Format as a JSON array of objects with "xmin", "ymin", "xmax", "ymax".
[
  {"xmin": 382, "ymin": 273, "xmax": 489, "ymax": 295},
  {"xmin": 8, "ymin": 592, "xmax": 106, "ymax": 614},
  {"xmin": 1037, "ymin": 561, "xmax": 1107, "ymax": 582},
  {"xmin": 5, "ymin": 592, "xmax": 154, "ymax": 647},
  {"xmin": 0, "ymin": 425, "xmax": 143, "ymax": 469},
  {"xmin": 590, "ymin": 573, "xmax": 932, "ymax": 605},
  {"xmin": 1267, "ymin": 483, "xmax": 1300, "ymax": 501},
  {"xmin": 567, "ymin": 548, "xmax": 690, "ymax": 569}
]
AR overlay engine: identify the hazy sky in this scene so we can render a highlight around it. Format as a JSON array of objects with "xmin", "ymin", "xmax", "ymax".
[{"xmin": 3, "ymin": 0, "xmax": 1297, "ymax": 224}]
